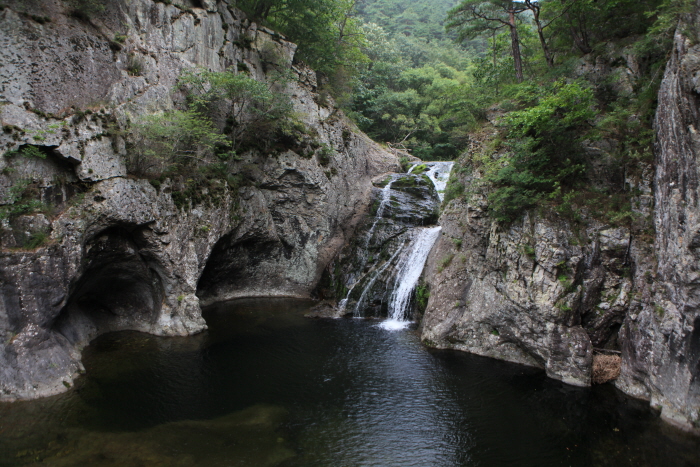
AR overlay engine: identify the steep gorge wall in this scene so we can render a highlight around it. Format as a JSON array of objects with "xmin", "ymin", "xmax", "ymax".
[
  {"xmin": 616, "ymin": 9, "xmax": 700, "ymax": 429},
  {"xmin": 422, "ymin": 6, "xmax": 700, "ymax": 430},
  {"xmin": 0, "ymin": 0, "xmax": 397, "ymax": 399}
]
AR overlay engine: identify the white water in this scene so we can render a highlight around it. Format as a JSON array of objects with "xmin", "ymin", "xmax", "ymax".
[
  {"xmin": 337, "ymin": 179, "xmax": 397, "ymax": 314},
  {"xmin": 425, "ymin": 162, "xmax": 454, "ymax": 201},
  {"xmin": 352, "ymin": 242, "xmax": 407, "ymax": 317},
  {"xmin": 341, "ymin": 162, "xmax": 452, "ymax": 323},
  {"xmin": 364, "ymin": 179, "xmax": 394, "ymax": 248},
  {"xmin": 379, "ymin": 226, "xmax": 442, "ymax": 331}
]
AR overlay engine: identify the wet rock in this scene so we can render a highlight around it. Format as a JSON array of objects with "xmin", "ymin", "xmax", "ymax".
[
  {"xmin": 305, "ymin": 301, "xmax": 343, "ymax": 319},
  {"xmin": 319, "ymin": 171, "xmax": 441, "ymax": 318}
]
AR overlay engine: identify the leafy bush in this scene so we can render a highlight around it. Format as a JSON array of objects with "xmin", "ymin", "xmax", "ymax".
[
  {"xmin": 68, "ymin": 0, "xmax": 105, "ymax": 20},
  {"xmin": 0, "ymin": 180, "xmax": 46, "ymax": 221},
  {"xmin": 24, "ymin": 230, "xmax": 49, "ymax": 249},
  {"xmin": 126, "ymin": 53, "xmax": 144, "ymax": 77},
  {"xmin": 485, "ymin": 81, "xmax": 596, "ymax": 223},
  {"xmin": 178, "ymin": 68, "xmax": 293, "ymax": 151},
  {"xmin": 415, "ymin": 282, "xmax": 430, "ymax": 315},
  {"xmin": 128, "ymin": 110, "xmax": 226, "ymax": 178}
]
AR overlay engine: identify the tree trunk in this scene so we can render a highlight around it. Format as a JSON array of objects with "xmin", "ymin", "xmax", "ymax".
[
  {"xmin": 508, "ymin": 8, "xmax": 523, "ymax": 83},
  {"xmin": 528, "ymin": 2, "xmax": 554, "ymax": 68},
  {"xmin": 565, "ymin": 10, "xmax": 592, "ymax": 54}
]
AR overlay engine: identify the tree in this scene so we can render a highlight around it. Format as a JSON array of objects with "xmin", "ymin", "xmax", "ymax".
[
  {"xmin": 129, "ymin": 110, "xmax": 225, "ymax": 177},
  {"xmin": 237, "ymin": 0, "xmax": 368, "ymax": 92},
  {"xmin": 447, "ymin": 0, "xmax": 527, "ymax": 82},
  {"xmin": 178, "ymin": 68, "xmax": 292, "ymax": 151},
  {"xmin": 128, "ymin": 68, "xmax": 293, "ymax": 178}
]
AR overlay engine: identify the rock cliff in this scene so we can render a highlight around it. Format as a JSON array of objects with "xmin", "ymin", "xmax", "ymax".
[
  {"xmin": 421, "ymin": 5, "xmax": 700, "ymax": 430},
  {"xmin": 615, "ymin": 8, "xmax": 700, "ymax": 430},
  {"xmin": 0, "ymin": 0, "xmax": 396, "ymax": 400},
  {"xmin": 420, "ymin": 131, "xmax": 654, "ymax": 388}
]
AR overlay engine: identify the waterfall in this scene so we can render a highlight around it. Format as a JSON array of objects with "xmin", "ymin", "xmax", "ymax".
[
  {"xmin": 338, "ymin": 179, "xmax": 396, "ymax": 313},
  {"xmin": 425, "ymin": 162, "xmax": 454, "ymax": 202},
  {"xmin": 337, "ymin": 162, "xmax": 453, "ymax": 327},
  {"xmin": 379, "ymin": 226, "xmax": 442, "ymax": 330},
  {"xmin": 364, "ymin": 179, "xmax": 394, "ymax": 247},
  {"xmin": 352, "ymin": 241, "xmax": 407, "ymax": 317}
]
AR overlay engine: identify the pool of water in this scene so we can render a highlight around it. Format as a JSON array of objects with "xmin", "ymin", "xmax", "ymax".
[{"xmin": 1, "ymin": 298, "xmax": 699, "ymax": 466}]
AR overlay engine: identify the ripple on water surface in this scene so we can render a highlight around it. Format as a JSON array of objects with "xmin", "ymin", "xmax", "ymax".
[{"xmin": 0, "ymin": 298, "xmax": 699, "ymax": 467}]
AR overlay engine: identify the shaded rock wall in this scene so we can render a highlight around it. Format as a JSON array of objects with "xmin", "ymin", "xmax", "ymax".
[
  {"xmin": 0, "ymin": 0, "xmax": 396, "ymax": 400},
  {"xmin": 615, "ymin": 6, "xmax": 700, "ymax": 430},
  {"xmin": 420, "ymin": 169, "xmax": 654, "ymax": 387}
]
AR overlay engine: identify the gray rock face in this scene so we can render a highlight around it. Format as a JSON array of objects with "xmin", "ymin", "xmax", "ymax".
[
  {"xmin": 0, "ymin": 0, "xmax": 397, "ymax": 400},
  {"xmin": 420, "ymin": 117, "xmax": 655, "ymax": 389},
  {"xmin": 420, "ymin": 201, "xmax": 652, "ymax": 387},
  {"xmin": 615, "ymin": 9, "xmax": 700, "ymax": 430}
]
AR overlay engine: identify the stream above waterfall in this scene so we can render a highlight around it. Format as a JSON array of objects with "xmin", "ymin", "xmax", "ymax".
[{"xmin": 0, "ymin": 298, "xmax": 697, "ymax": 467}]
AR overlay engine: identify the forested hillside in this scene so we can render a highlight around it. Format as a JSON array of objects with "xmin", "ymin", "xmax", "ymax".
[
  {"xmin": 239, "ymin": 0, "xmax": 691, "ymax": 220},
  {"xmin": 349, "ymin": 0, "xmax": 478, "ymax": 160}
]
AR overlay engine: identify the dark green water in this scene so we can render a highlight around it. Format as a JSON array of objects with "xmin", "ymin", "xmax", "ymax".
[{"xmin": 1, "ymin": 298, "xmax": 699, "ymax": 466}]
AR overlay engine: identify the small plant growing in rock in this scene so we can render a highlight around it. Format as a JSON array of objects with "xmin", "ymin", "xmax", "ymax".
[
  {"xmin": 316, "ymin": 143, "xmax": 334, "ymax": 166},
  {"xmin": 654, "ymin": 304, "xmax": 665, "ymax": 317},
  {"xmin": 23, "ymin": 230, "xmax": 50, "ymax": 250},
  {"xmin": 126, "ymin": 54, "xmax": 144, "ymax": 76},
  {"xmin": 437, "ymin": 253, "xmax": 455, "ymax": 273},
  {"xmin": 522, "ymin": 244, "xmax": 536, "ymax": 259},
  {"xmin": 0, "ymin": 180, "xmax": 47, "ymax": 221},
  {"xmin": 415, "ymin": 283, "xmax": 430, "ymax": 314}
]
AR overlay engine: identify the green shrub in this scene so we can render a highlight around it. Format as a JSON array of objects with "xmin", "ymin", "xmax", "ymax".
[
  {"xmin": 24, "ymin": 230, "xmax": 49, "ymax": 249},
  {"xmin": 126, "ymin": 53, "xmax": 143, "ymax": 76},
  {"xmin": 69, "ymin": 0, "xmax": 106, "ymax": 20},
  {"xmin": 486, "ymin": 81, "xmax": 596, "ymax": 223},
  {"xmin": 415, "ymin": 283, "xmax": 430, "ymax": 315},
  {"xmin": 178, "ymin": 68, "xmax": 293, "ymax": 151},
  {"xmin": 0, "ymin": 180, "xmax": 46, "ymax": 221},
  {"xmin": 443, "ymin": 176, "xmax": 464, "ymax": 205}
]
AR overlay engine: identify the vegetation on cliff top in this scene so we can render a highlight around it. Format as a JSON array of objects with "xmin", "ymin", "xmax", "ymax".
[{"xmin": 438, "ymin": 0, "xmax": 693, "ymax": 225}]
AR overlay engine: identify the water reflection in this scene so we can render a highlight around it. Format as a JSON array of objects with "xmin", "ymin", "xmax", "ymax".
[{"xmin": 0, "ymin": 298, "xmax": 698, "ymax": 466}]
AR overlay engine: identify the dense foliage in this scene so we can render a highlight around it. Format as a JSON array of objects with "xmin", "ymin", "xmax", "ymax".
[
  {"xmin": 439, "ymin": 0, "xmax": 693, "ymax": 224},
  {"xmin": 237, "ymin": 0, "xmax": 367, "ymax": 93},
  {"xmin": 126, "ymin": 68, "xmax": 296, "ymax": 208},
  {"xmin": 348, "ymin": 0, "xmax": 482, "ymax": 160}
]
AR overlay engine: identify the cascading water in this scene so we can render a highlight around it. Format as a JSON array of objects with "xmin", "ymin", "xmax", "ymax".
[
  {"xmin": 380, "ymin": 226, "xmax": 442, "ymax": 330},
  {"xmin": 336, "ymin": 161, "xmax": 453, "ymax": 329},
  {"xmin": 352, "ymin": 241, "xmax": 407, "ymax": 317},
  {"xmin": 338, "ymin": 178, "xmax": 397, "ymax": 313},
  {"xmin": 424, "ymin": 162, "xmax": 454, "ymax": 201},
  {"xmin": 364, "ymin": 179, "xmax": 395, "ymax": 247}
]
